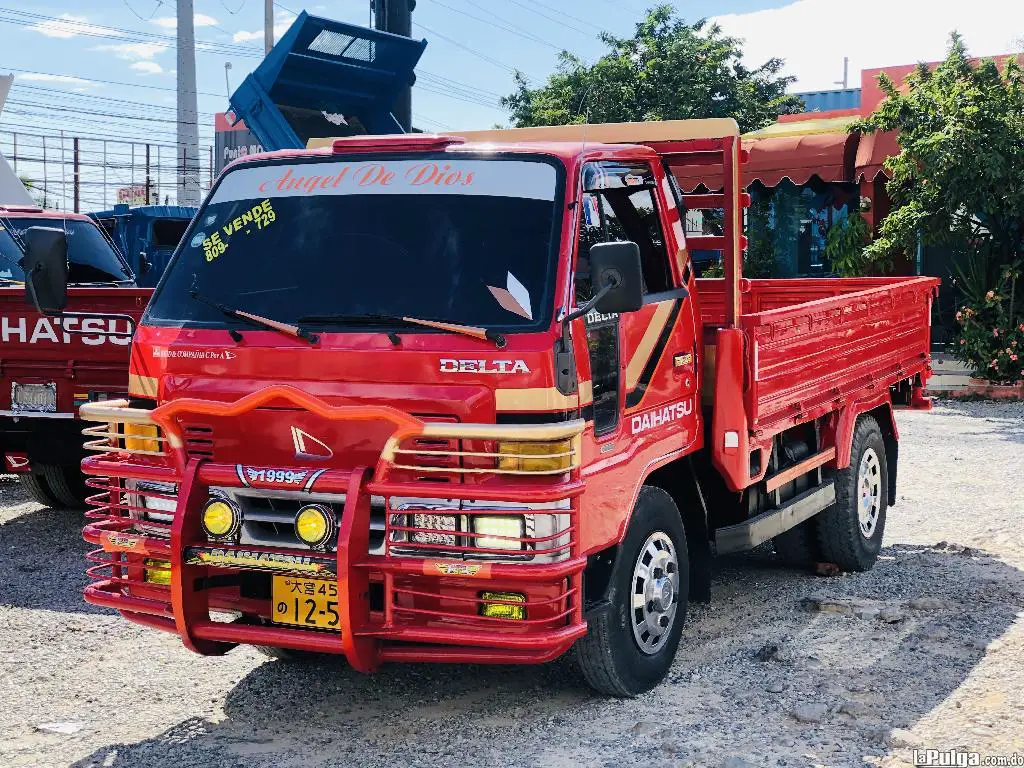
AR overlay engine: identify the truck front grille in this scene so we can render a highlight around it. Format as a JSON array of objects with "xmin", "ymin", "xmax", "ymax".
[{"xmin": 209, "ymin": 487, "xmax": 386, "ymax": 553}]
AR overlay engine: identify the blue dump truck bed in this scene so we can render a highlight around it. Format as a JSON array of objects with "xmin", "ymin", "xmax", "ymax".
[{"xmin": 227, "ymin": 12, "xmax": 427, "ymax": 151}]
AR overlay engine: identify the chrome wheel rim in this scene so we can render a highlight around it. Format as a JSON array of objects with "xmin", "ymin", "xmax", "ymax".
[
  {"xmin": 857, "ymin": 447, "xmax": 882, "ymax": 538},
  {"xmin": 630, "ymin": 531, "xmax": 680, "ymax": 655}
]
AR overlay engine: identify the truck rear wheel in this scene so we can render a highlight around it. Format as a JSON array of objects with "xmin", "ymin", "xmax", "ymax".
[
  {"xmin": 576, "ymin": 486, "xmax": 688, "ymax": 697},
  {"xmin": 19, "ymin": 471, "xmax": 62, "ymax": 508},
  {"xmin": 816, "ymin": 415, "xmax": 888, "ymax": 572},
  {"xmin": 40, "ymin": 464, "xmax": 88, "ymax": 509}
]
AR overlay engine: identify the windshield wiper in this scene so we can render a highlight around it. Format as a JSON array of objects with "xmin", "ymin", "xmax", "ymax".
[
  {"xmin": 191, "ymin": 290, "xmax": 319, "ymax": 345},
  {"xmin": 298, "ymin": 312, "xmax": 506, "ymax": 348}
]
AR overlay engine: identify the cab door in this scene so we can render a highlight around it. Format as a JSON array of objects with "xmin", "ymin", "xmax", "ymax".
[{"xmin": 573, "ymin": 160, "xmax": 700, "ymax": 487}]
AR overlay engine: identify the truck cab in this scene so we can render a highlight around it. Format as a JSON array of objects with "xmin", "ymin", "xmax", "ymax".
[
  {"xmin": 76, "ymin": 121, "xmax": 938, "ymax": 696},
  {"xmin": 0, "ymin": 205, "xmax": 150, "ymax": 507}
]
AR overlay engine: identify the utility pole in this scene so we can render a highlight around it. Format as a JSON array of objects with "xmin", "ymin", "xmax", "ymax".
[
  {"xmin": 835, "ymin": 57, "xmax": 850, "ymax": 89},
  {"xmin": 374, "ymin": 0, "xmax": 415, "ymax": 131},
  {"xmin": 177, "ymin": 0, "xmax": 201, "ymax": 205},
  {"xmin": 264, "ymin": 0, "xmax": 274, "ymax": 55}
]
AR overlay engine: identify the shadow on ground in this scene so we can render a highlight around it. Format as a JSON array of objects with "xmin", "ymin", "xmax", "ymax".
[
  {"xmin": 68, "ymin": 542, "xmax": 1024, "ymax": 768},
  {"xmin": 0, "ymin": 489, "xmax": 99, "ymax": 615}
]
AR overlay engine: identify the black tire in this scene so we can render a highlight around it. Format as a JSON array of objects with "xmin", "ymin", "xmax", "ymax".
[
  {"xmin": 19, "ymin": 471, "xmax": 62, "ymax": 508},
  {"xmin": 816, "ymin": 415, "xmax": 888, "ymax": 572},
  {"xmin": 772, "ymin": 518, "xmax": 820, "ymax": 568},
  {"xmin": 576, "ymin": 486, "xmax": 689, "ymax": 697},
  {"xmin": 40, "ymin": 464, "xmax": 88, "ymax": 509}
]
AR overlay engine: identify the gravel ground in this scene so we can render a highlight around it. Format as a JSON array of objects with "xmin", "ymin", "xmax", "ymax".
[{"xmin": 1, "ymin": 401, "xmax": 1022, "ymax": 768}]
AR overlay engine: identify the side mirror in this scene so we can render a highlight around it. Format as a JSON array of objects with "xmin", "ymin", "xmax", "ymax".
[
  {"xmin": 21, "ymin": 226, "xmax": 69, "ymax": 314},
  {"xmin": 589, "ymin": 241, "xmax": 644, "ymax": 314}
]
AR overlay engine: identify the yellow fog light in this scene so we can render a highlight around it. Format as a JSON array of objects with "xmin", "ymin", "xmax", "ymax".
[
  {"xmin": 497, "ymin": 440, "xmax": 572, "ymax": 472},
  {"xmin": 472, "ymin": 515, "xmax": 525, "ymax": 551},
  {"xmin": 143, "ymin": 559, "xmax": 171, "ymax": 585},
  {"xmin": 295, "ymin": 504, "xmax": 334, "ymax": 549},
  {"xmin": 480, "ymin": 591, "xmax": 526, "ymax": 620},
  {"xmin": 201, "ymin": 498, "xmax": 240, "ymax": 540},
  {"xmin": 122, "ymin": 422, "xmax": 161, "ymax": 453}
]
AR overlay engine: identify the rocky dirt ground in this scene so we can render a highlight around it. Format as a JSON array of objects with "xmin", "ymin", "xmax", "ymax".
[{"xmin": 0, "ymin": 400, "xmax": 1022, "ymax": 768}]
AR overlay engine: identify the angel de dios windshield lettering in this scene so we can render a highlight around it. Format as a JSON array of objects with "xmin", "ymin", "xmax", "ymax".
[{"xmin": 258, "ymin": 163, "xmax": 476, "ymax": 195}]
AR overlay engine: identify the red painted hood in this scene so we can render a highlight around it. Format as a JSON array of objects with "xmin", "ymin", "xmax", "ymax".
[{"xmin": 129, "ymin": 324, "xmax": 570, "ymax": 470}]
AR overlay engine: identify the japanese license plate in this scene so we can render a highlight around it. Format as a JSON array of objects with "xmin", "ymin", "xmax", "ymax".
[
  {"xmin": 11, "ymin": 382, "xmax": 57, "ymax": 413},
  {"xmin": 271, "ymin": 576, "xmax": 341, "ymax": 631}
]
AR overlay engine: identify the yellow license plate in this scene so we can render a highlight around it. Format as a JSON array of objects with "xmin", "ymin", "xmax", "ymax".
[{"xmin": 271, "ymin": 576, "xmax": 341, "ymax": 631}]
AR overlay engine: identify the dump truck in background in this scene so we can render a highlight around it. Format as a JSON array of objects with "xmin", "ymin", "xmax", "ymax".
[
  {"xmin": 89, "ymin": 205, "xmax": 197, "ymax": 288},
  {"xmin": 0, "ymin": 205, "xmax": 150, "ymax": 507},
  {"xmin": 33, "ymin": 118, "xmax": 941, "ymax": 696}
]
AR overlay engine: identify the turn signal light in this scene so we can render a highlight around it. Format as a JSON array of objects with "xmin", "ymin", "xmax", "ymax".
[
  {"xmin": 201, "ymin": 498, "xmax": 240, "ymax": 540},
  {"xmin": 143, "ymin": 559, "xmax": 171, "ymax": 585},
  {"xmin": 122, "ymin": 422, "xmax": 161, "ymax": 453},
  {"xmin": 480, "ymin": 591, "xmax": 526, "ymax": 620},
  {"xmin": 497, "ymin": 439, "xmax": 572, "ymax": 472}
]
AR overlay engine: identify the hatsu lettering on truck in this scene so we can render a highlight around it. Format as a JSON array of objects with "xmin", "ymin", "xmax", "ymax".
[
  {"xmin": 440, "ymin": 359, "xmax": 531, "ymax": 374},
  {"xmin": 0, "ymin": 316, "xmax": 132, "ymax": 345},
  {"xmin": 630, "ymin": 399, "xmax": 694, "ymax": 435},
  {"xmin": 256, "ymin": 163, "xmax": 475, "ymax": 195}
]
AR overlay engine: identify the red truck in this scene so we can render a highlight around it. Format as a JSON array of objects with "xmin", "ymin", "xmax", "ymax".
[
  {"xmin": 33, "ymin": 120, "xmax": 937, "ymax": 696},
  {"xmin": 0, "ymin": 206, "xmax": 149, "ymax": 507}
]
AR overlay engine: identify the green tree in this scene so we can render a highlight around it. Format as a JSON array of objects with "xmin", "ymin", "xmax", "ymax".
[
  {"xmin": 501, "ymin": 5, "xmax": 802, "ymax": 133},
  {"xmin": 852, "ymin": 34, "xmax": 1024, "ymax": 270}
]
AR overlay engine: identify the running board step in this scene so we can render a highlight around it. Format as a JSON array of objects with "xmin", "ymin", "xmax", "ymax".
[{"xmin": 714, "ymin": 480, "xmax": 836, "ymax": 555}]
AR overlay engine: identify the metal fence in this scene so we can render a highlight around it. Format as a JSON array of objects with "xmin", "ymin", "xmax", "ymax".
[{"xmin": 0, "ymin": 131, "xmax": 214, "ymax": 212}]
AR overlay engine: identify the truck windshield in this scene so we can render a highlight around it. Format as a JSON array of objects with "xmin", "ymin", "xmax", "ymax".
[
  {"xmin": 0, "ymin": 218, "xmax": 133, "ymax": 284},
  {"xmin": 145, "ymin": 155, "xmax": 562, "ymax": 332}
]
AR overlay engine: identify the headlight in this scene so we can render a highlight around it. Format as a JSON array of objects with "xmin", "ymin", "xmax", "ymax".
[
  {"xmin": 497, "ymin": 439, "xmax": 572, "ymax": 472},
  {"xmin": 472, "ymin": 515, "xmax": 524, "ymax": 551},
  {"xmin": 122, "ymin": 422, "xmax": 161, "ymax": 453},
  {"xmin": 201, "ymin": 497, "xmax": 240, "ymax": 540},
  {"xmin": 411, "ymin": 513, "xmax": 458, "ymax": 547},
  {"xmin": 136, "ymin": 481, "xmax": 177, "ymax": 516},
  {"xmin": 295, "ymin": 504, "xmax": 335, "ymax": 549}
]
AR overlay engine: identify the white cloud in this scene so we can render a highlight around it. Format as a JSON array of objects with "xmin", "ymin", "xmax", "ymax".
[
  {"xmin": 17, "ymin": 72, "xmax": 98, "ymax": 87},
  {"xmin": 130, "ymin": 61, "xmax": 164, "ymax": 75},
  {"xmin": 94, "ymin": 42, "xmax": 169, "ymax": 60},
  {"xmin": 233, "ymin": 11, "xmax": 296, "ymax": 44},
  {"xmin": 232, "ymin": 29, "xmax": 262, "ymax": 43},
  {"xmin": 714, "ymin": 0, "xmax": 1024, "ymax": 92},
  {"xmin": 152, "ymin": 13, "xmax": 219, "ymax": 29},
  {"xmin": 26, "ymin": 13, "xmax": 122, "ymax": 39}
]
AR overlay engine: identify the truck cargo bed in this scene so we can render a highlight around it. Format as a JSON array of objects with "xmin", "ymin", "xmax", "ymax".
[{"xmin": 698, "ymin": 276, "xmax": 940, "ymax": 434}]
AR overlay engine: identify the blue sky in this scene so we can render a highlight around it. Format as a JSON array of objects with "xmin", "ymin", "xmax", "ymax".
[{"xmin": 1, "ymin": 0, "xmax": 1021, "ymax": 207}]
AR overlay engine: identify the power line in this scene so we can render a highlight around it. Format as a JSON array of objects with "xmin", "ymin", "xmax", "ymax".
[
  {"xmin": 0, "ymin": 66, "xmax": 226, "ymax": 100},
  {"xmin": 413, "ymin": 21, "xmax": 518, "ymax": 76},
  {"xmin": 429, "ymin": 0, "xmax": 565, "ymax": 52}
]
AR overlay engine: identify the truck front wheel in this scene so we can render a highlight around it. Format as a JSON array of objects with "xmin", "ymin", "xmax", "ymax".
[
  {"xmin": 576, "ymin": 486, "xmax": 688, "ymax": 697},
  {"xmin": 816, "ymin": 415, "xmax": 888, "ymax": 572}
]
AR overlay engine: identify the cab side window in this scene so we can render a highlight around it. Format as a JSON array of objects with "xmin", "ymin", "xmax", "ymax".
[{"xmin": 575, "ymin": 162, "xmax": 673, "ymax": 305}]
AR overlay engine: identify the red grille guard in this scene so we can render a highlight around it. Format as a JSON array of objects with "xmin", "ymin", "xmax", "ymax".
[{"xmin": 80, "ymin": 385, "xmax": 588, "ymax": 670}]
